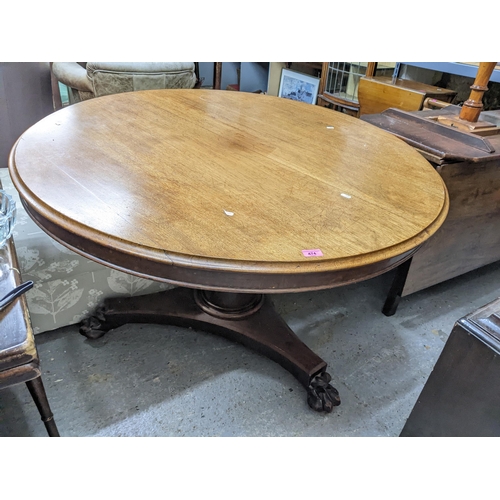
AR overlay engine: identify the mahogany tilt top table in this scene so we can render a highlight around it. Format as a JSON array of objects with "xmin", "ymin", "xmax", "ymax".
[{"xmin": 9, "ymin": 89, "xmax": 449, "ymax": 412}]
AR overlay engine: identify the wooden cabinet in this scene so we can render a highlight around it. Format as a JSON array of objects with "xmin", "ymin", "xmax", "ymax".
[
  {"xmin": 362, "ymin": 106, "xmax": 500, "ymax": 306},
  {"xmin": 401, "ymin": 297, "xmax": 500, "ymax": 437}
]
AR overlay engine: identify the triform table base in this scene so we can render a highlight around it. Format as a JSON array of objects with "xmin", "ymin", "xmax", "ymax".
[{"xmin": 80, "ymin": 287, "xmax": 341, "ymax": 413}]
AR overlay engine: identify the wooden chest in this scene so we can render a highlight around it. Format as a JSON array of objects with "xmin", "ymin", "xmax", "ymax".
[{"xmin": 362, "ymin": 106, "xmax": 500, "ymax": 301}]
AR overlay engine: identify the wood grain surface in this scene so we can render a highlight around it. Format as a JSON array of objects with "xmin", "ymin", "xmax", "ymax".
[{"xmin": 9, "ymin": 89, "xmax": 449, "ymax": 291}]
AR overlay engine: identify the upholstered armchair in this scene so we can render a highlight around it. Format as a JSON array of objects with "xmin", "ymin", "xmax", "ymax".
[{"xmin": 51, "ymin": 62, "xmax": 199, "ymax": 109}]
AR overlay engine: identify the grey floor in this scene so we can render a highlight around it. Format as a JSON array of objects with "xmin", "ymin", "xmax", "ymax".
[{"xmin": 1, "ymin": 261, "xmax": 500, "ymax": 437}]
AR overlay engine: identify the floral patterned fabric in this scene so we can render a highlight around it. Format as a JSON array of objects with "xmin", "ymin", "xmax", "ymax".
[{"xmin": 0, "ymin": 169, "xmax": 172, "ymax": 334}]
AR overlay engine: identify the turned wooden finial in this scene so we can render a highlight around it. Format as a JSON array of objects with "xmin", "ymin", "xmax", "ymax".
[
  {"xmin": 435, "ymin": 62, "xmax": 500, "ymax": 135},
  {"xmin": 459, "ymin": 62, "xmax": 497, "ymax": 123}
]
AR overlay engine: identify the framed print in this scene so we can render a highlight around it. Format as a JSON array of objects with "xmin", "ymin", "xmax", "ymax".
[{"xmin": 278, "ymin": 69, "xmax": 320, "ymax": 105}]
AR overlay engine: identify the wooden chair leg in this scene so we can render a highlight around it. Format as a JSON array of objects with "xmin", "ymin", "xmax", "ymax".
[{"xmin": 26, "ymin": 377, "xmax": 60, "ymax": 437}]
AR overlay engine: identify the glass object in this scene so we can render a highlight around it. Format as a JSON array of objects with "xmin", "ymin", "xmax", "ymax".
[{"xmin": 0, "ymin": 190, "xmax": 16, "ymax": 248}]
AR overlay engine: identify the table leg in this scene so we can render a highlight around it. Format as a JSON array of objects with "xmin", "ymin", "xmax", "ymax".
[
  {"xmin": 80, "ymin": 288, "xmax": 341, "ymax": 413},
  {"xmin": 382, "ymin": 257, "xmax": 413, "ymax": 316}
]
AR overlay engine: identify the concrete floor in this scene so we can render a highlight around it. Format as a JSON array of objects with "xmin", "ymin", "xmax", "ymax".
[{"xmin": 1, "ymin": 261, "xmax": 500, "ymax": 437}]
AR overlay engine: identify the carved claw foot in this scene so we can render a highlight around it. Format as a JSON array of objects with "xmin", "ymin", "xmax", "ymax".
[
  {"xmin": 79, "ymin": 306, "xmax": 110, "ymax": 340},
  {"xmin": 306, "ymin": 371, "xmax": 341, "ymax": 413}
]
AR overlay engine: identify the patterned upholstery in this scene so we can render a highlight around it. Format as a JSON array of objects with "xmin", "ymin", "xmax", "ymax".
[
  {"xmin": 52, "ymin": 62, "xmax": 198, "ymax": 105},
  {"xmin": 0, "ymin": 169, "xmax": 172, "ymax": 334}
]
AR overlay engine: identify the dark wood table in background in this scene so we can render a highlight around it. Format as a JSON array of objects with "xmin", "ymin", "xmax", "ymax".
[{"xmin": 9, "ymin": 89, "xmax": 449, "ymax": 412}]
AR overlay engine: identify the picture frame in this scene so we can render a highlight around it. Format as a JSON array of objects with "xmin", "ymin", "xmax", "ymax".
[{"xmin": 278, "ymin": 69, "xmax": 320, "ymax": 105}]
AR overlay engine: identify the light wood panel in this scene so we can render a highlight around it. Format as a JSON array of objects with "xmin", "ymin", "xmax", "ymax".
[{"xmin": 358, "ymin": 76, "xmax": 456, "ymax": 116}]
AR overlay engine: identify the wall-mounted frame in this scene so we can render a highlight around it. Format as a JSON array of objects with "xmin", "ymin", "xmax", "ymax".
[{"xmin": 278, "ymin": 69, "xmax": 320, "ymax": 105}]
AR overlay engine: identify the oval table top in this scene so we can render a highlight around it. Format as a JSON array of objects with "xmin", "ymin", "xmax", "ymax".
[{"xmin": 9, "ymin": 89, "xmax": 449, "ymax": 292}]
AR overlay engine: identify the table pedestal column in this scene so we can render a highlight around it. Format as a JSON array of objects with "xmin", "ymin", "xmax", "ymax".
[{"xmin": 80, "ymin": 287, "xmax": 341, "ymax": 413}]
